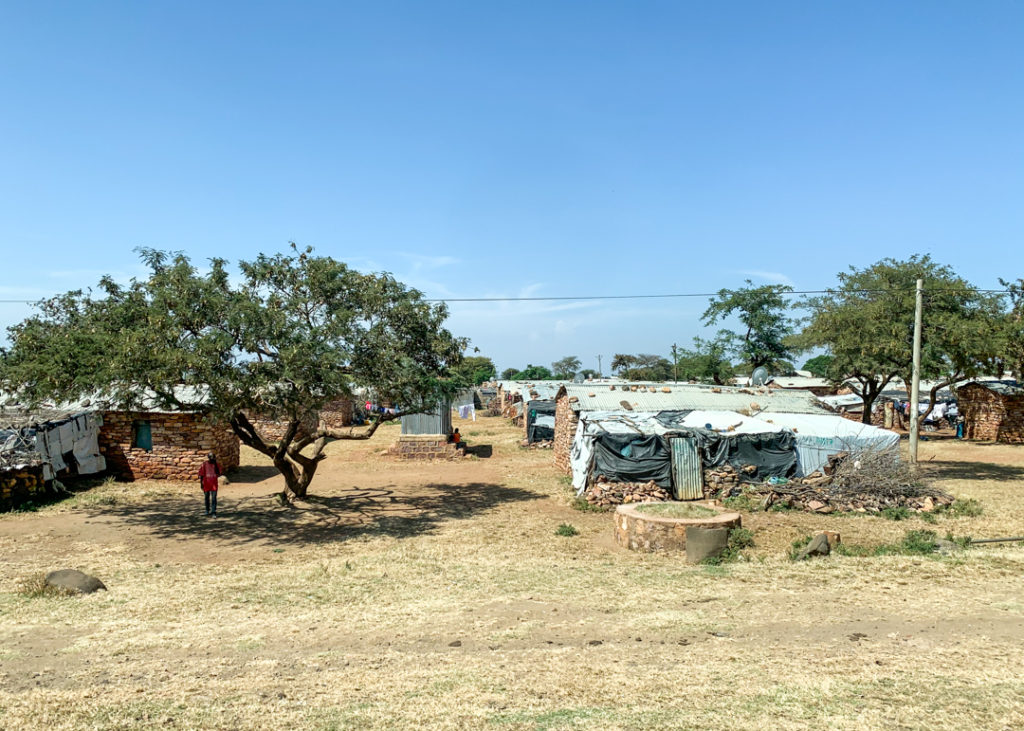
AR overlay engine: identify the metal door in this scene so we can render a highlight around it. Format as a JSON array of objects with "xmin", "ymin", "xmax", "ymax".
[{"xmin": 670, "ymin": 437, "xmax": 703, "ymax": 500}]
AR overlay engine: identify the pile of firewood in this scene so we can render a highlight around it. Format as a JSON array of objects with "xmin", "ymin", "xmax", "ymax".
[
  {"xmin": 520, "ymin": 439, "xmax": 553, "ymax": 449},
  {"xmin": 486, "ymin": 398, "xmax": 502, "ymax": 417},
  {"xmin": 747, "ymin": 484, "xmax": 953, "ymax": 514},
  {"xmin": 583, "ymin": 477, "xmax": 670, "ymax": 507},
  {"xmin": 731, "ymin": 449, "xmax": 954, "ymax": 514}
]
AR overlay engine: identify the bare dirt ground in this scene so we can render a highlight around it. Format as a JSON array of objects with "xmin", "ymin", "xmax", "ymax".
[{"xmin": 2, "ymin": 417, "xmax": 1024, "ymax": 730}]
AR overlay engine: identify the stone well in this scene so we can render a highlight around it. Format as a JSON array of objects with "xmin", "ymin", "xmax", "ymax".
[{"xmin": 614, "ymin": 502, "xmax": 741, "ymax": 553}]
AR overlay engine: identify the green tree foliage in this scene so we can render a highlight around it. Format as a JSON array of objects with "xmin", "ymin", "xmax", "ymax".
[
  {"xmin": 454, "ymin": 355, "xmax": 496, "ymax": 385},
  {"xmin": 550, "ymin": 356, "xmax": 582, "ymax": 379},
  {"xmin": 802, "ymin": 354, "xmax": 834, "ymax": 378},
  {"xmin": 998, "ymin": 278, "xmax": 1024, "ymax": 381},
  {"xmin": 701, "ymin": 281, "xmax": 795, "ymax": 371},
  {"xmin": 499, "ymin": 367, "xmax": 519, "ymax": 380},
  {"xmin": 0, "ymin": 247, "xmax": 466, "ymax": 499},
  {"xmin": 674, "ymin": 333, "xmax": 736, "ymax": 385},
  {"xmin": 579, "ymin": 368, "xmax": 600, "ymax": 379},
  {"xmin": 801, "ymin": 255, "xmax": 1003, "ymax": 423},
  {"xmin": 512, "ymin": 364, "xmax": 554, "ymax": 380},
  {"xmin": 610, "ymin": 353, "xmax": 673, "ymax": 381}
]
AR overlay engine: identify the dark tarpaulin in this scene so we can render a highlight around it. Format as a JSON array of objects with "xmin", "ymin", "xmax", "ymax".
[
  {"xmin": 528, "ymin": 424, "xmax": 554, "ymax": 442},
  {"xmin": 590, "ymin": 428, "xmax": 796, "ymax": 488},
  {"xmin": 526, "ymin": 400, "xmax": 556, "ymax": 444},
  {"xmin": 592, "ymin": 434, "xmax": 673, "ymax": 487},
  {"xmin": 692, "ymin": 430, "xmax": 797, "ymax": 482}
]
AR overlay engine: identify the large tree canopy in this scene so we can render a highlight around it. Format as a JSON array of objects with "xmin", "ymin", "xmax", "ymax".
[
  {"xmin": 701, "ymin": 281, "xmax": 795, "ymax": 372},
  {"xmin": 453, "ymin": 355, "xmax": 496, "ymax": 386},
  {"xmin": 0, "ymin": 247, "xmax": 466, "ymax": 499},
  {"xmin": 551, "ymin": 356, "xmax": 582, "ymax": 380},
  {"xmin": 610, "ymin": 353, "xmax": 673, "ymax": 381},
  {"xmin": 673, "ymin": 333, "xmax": 736, "ymax": 385},
  {"xmin": 800, "ymin": 255, "xmax": 1003, "ymax": 423}
]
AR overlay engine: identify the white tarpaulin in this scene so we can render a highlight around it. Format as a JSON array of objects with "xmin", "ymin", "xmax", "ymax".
[
  {"xmin": 569, "ymin": 410, "xmax": 783, "ymax": 493},
  {"xmin": 759, "ymin": 413, "xmax": 899, "ymax": 476},
  {"xmin": 569, "ymin": 409, "xmax": 901, "ymax": 490}
]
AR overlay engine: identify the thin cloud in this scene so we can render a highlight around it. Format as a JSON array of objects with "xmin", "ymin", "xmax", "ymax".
[
  {"xmin": 736, "ymin": 270, "xmax": 795, "ymax": 286},
  {"xmin": 398, "ymin": 253, "xmax": 460, "ymax": 271}
]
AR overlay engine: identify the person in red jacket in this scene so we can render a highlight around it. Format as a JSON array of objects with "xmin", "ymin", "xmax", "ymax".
[{"xmin": 198, "ymin": 452, "xmax": 222, "ymax": 517}]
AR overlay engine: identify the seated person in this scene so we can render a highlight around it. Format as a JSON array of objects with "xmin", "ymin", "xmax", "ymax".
[{"xmin": 450, "ymin": 428, "xmax": 466, "ymax": 449}]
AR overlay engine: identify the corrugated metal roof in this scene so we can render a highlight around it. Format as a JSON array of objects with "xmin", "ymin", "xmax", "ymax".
[
  {"xmin": 558, "ymin": 383, "xmax": 829, "ymax": 415},
  {"xmin": 959, "ymin": 380, "xmax": 1024, "ymax": 397}
]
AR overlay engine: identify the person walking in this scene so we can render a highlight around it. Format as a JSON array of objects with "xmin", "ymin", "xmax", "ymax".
[{"xmin": 198, "ymin": 452, "xmax": 222, "ymax": 517}]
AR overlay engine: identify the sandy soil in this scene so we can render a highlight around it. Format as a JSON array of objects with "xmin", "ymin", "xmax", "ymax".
[{"xmin": 1, "ymin": 417, "xmax": 1023, "ymax": 730}]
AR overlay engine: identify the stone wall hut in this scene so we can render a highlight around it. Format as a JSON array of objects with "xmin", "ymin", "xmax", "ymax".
[
  {"xmin": 957, "ymin": 381, "xmax": 1024, "ymax": 443},
  {"xmin": 98, "ymin": 394, "xmax": 240, "ymax": 481},
  {"xmin": 553, "ymin": 382, "xmax": 832, "ymax": 475}
]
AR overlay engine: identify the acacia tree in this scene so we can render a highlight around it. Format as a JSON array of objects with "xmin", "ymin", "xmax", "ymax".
[
  {"xmin": 551, "ymin": 356, "xmax": 582, "ymax": 379},
  {"xmin": 673, "ymin": 333, "xmax": 736, "ymax": 385},
  {"xmin": 610, "ymin": 353, "xmax": 672, "ymax": 380},
  {"xmin": 801, "ymin": 255, "xmax": 1003, "ymax": 423},
  {"xmin": 702, "ymin": 280, "xmax": 795, "ymax": 371},
  {"xmin": 998, "ymin": 277, "xmax": 1024, "ymax": 381},
  {"xmin": 454, "ymin": 355, "xmax": 496, "ymax": 385},
  {"xmin": 0, "ymin": 247, "xmax": 466, "ymax": 500}
]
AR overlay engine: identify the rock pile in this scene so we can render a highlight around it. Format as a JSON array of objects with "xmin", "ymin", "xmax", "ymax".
[
  {"xmin": 751, "ymin": 484, "xmax": 953, "ymax": 514},
  {"xmin": 520, "ymin": 439, "xmax": 553, "ymax": 449},
  {"xmin": 584, "ymin": 477, "xmax": 670, "ymax": 508}
]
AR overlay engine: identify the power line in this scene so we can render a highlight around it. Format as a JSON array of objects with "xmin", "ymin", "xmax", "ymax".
[{"xmin": 0, "ymin": 288, "xmax": 1012, "ymax": 305}]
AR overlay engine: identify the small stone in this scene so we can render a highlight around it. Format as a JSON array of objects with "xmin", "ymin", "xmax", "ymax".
[{"xmin": 796, "ymin": 533, "xmax": 831, "ymax": 560}]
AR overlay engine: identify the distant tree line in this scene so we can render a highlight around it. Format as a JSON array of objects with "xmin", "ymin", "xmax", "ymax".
[{"xmin": 498, "ymin": 255, "xmax": 1024, "ymax": 427}]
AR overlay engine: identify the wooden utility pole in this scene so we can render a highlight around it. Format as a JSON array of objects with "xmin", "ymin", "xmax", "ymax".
[
  {"xmin": 596, "ymin": 354, "xmax": 602, "ymax": 377},
  {"xmin": 671, "ymin": 343, "xmax": 679, "ymax": 383},
  {"xmin": 909, "ymin": 278, "xmax": 923, "ymax": 464}
]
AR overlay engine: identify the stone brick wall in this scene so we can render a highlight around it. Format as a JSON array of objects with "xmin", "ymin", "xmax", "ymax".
[
  {"xmin": 99, "ymin": 411, "xmax": 240, "ymax": 481},
  {"xmin": 959, "ymin": 384, "xmax": 1024, "ymax": 443},
  {"xmin": 320, "ymin": 398, "xmax": 354, "ymax": 429},
  {"xmin": 387, "ymin": 435, "xmax": 464, "ymax": 460},
  {"xmin": 242, "ymin": 410, "xmax": 317, "ymax": 444},
  {"xmin": 553, "ymin": 395, "xmax": 579, "ymax": 475},
  {"xmin": 0, "ymin": 464, "xmax": 46, "ymax": 511}
]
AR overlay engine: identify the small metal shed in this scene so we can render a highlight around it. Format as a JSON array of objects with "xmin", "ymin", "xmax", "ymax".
[{"xmin": 400, "ymin": 399, "xmax": 453, "ymax": 436}]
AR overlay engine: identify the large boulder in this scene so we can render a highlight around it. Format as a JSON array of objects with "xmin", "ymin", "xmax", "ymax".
[{"xmin": 45, "ymin": 569, "xmax": 107, "ymax": 594}]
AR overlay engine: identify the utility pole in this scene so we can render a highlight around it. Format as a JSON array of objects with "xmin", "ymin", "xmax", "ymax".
[
  {"xmin": 671, "ymin": 343, "xmax": 679, "ymax": 383},
  {"xmin": 909, "ymin": 278, "xmax": 923, "ymax": 464},
  {"xmin": 596, "ymin": 354, "xmax": 602, "ymax": 377}
]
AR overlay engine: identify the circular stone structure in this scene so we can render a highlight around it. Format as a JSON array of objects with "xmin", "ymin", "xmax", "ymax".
[{"xmin": 614, "ymin": 501, "xmax": 741, "ymax": 553}]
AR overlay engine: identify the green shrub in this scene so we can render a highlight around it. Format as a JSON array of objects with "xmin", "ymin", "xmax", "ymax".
[
  {"xmin": 880, "ymin": 506, "xmax": 911, "ymax": 521},
  {"xmin": 787, "ymin": 535, "xmax": 813, "ymax": 561},
  {"xmin": 945, "ymin": 498, "xmax": 983, "ymax": 517},
  {"xmin": 570, "ymin": 497, "xmax": 608, "ymax": 513},
  {"xmin": 703, "ymin": 527, "xmax": 756, "ymax": 565},
  {"xmin": 899, "ymin": 529, "xmax": 939, "ymax": 555},
  {"xmin": 555, "ymin": 523, "xmax": 579, "ymax": 537}
]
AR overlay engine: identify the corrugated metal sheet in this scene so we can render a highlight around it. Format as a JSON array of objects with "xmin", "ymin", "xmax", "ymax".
[
  {"xmin": 669, "ymin": 437, "xmax": 703, "ymax": 500},
  {"xmin": 559, "ymin": 383, "xmax": 829, "ymax": 415},
  {"xmin": 400, "ymin": 401, "xmax": 452, "ymax": 435}
]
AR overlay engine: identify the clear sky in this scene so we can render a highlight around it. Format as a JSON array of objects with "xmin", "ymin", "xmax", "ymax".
[{"xmin": 1, "ymin": 1, "xmax": 1022, "ymax": 374}]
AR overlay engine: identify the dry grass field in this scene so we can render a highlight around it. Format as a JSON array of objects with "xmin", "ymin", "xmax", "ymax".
[{"xmin": 2, "ymin": 415, "xmax": 1023, "ymax": 730}]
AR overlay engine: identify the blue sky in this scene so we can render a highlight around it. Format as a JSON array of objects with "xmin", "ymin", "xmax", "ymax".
[{"xmin": 1, "ymin": 1, "xmax": 1022, "ymax": 373}]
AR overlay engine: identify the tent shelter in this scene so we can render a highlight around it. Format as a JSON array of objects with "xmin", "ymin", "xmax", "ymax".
[
  {"xmin": 760, "ymin": 413, "xmax": 900, "ymax": 475},
  {"xmin": 569, "ymin": 411, "xmax": 796, "ymax": 497}
]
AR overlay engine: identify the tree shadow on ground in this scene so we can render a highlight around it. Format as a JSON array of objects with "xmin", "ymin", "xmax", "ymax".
[
  {"xmin": 80, "ymin": 482, "xmax": 542, "ymax": 547},
  {"xmin": 926, "ymin": 460, "xmax": 1024, "ymax": 481},
  {"xmin": 228, "ymin": 464, "xmax": 280, "ymax": 484}
]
